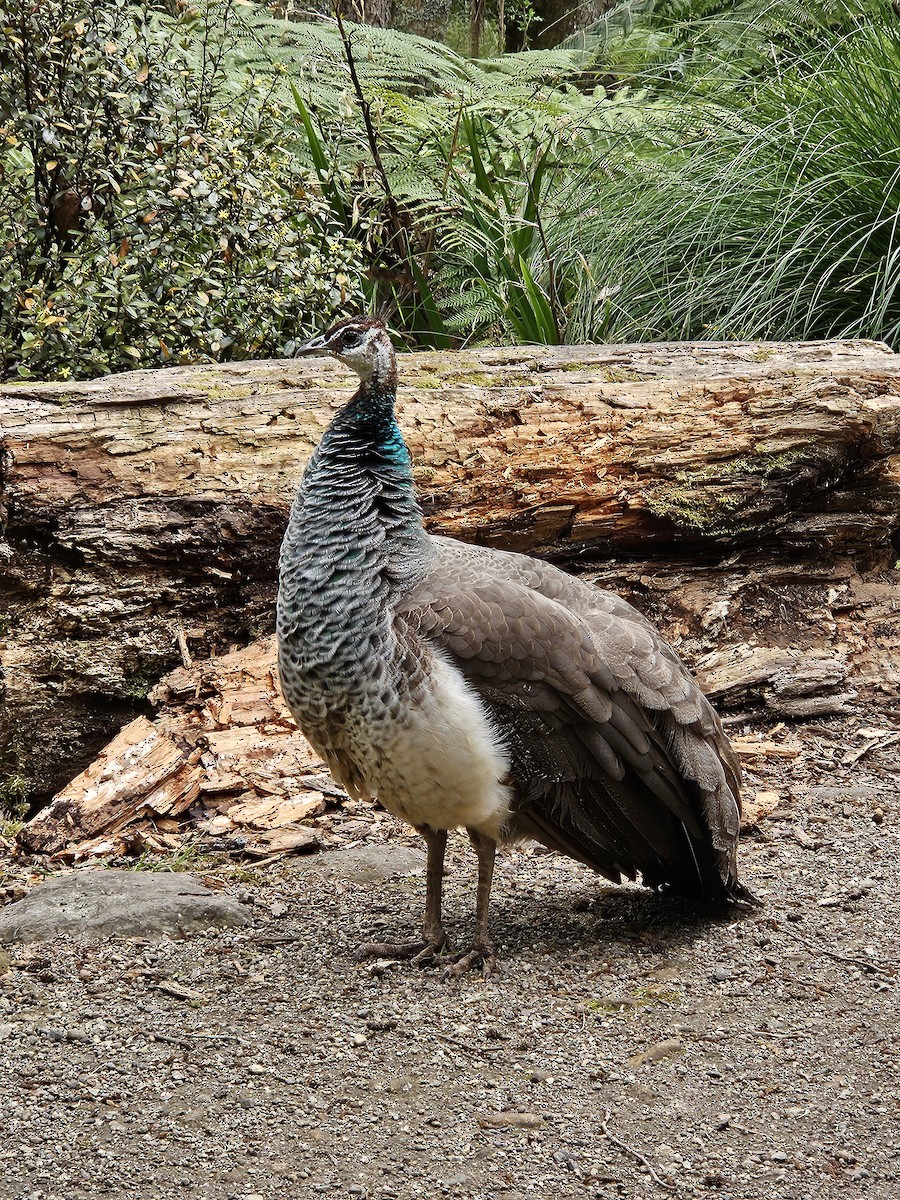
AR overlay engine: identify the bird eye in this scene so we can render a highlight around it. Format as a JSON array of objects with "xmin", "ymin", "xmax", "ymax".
[{"xmin": 342, "ymin": 330, "xmax": 363, "ymax": 349}]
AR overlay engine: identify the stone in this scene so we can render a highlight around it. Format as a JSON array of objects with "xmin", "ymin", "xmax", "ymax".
[
  {"xmin": 0, "ymin": 870, "xmax": 252, "ymax": 944},
  {"xmin": 477, "ymin": 1112, "xmax": 543, "ymax": 1130},
  {"xmin": 288, "ymin": 843, "xmax": 424, "ymax": 883},
  {"xmin": 629, "ymin": 1039, "xmax": 684, "ymax": 1067}
]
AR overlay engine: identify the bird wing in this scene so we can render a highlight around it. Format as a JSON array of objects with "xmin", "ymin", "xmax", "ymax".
[{"xmin": 400, "ymin": 537, "xmax": 742, "ymax": 900}]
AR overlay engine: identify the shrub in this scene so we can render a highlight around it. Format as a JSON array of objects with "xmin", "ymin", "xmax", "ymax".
[{"xmin": 0, "ymin": 1, "xmax": 364, "ymax": 380}]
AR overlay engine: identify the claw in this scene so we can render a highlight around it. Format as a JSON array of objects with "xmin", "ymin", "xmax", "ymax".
[
  {"xmin": 410, "ymin": 941, "xmax": 448, "ymax": 966},
  {"xmin": 442, "ymin": 940, "xmax": 496, "ymax": 980}
]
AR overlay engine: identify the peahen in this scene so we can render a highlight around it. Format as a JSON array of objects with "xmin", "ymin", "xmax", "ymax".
[{"xmin": 277, "ymin": 316, "xmax": 752, "ymax": 976}]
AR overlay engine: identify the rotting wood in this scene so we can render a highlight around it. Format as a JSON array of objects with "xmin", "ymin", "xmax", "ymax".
[
  {"xmin": 17, "ymin": 638, "xmax": 332, "ymax": 857},
  {"xmin": 582, "ymin": 556, "xmax": 900, "ymax": 722},
  {"xmin": 20, "ymin": 715, "xmax": 204, "ymax": 851},
  {"xmin": 729, "ymin": 739, "xmax": 802, "ymax": 760},
  {"xmin": 3, "ymin": 339, "xmax": 900, "ymax": 808},
  {"xmin": 695, "ymin": 645, "xmax": 855, "ymax": 716}
]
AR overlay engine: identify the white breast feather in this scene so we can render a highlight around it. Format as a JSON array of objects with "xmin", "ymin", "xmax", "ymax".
[{"xmin": 370, "ymin": 654, "xmax": 513, "ymax": 839}]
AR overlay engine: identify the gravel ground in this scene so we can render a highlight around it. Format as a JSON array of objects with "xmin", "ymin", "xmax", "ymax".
[{"xmin": 1, "ymin": 716, "xmax": 898, "ymax": 1200}]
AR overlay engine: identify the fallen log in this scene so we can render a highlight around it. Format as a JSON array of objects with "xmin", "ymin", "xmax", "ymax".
[{"xmin": 3, "ymin": 338, "xmax": 900, "ymax": 808}]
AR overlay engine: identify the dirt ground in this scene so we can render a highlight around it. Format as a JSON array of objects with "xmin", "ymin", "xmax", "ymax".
[{"xmin": 1, "ymin": 714, "xmax": 898, "ymax": 1200}]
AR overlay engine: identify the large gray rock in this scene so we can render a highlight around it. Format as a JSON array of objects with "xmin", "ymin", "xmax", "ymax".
[{"xmin": 0, "ymin": 870, "xmax": 252, "ymax": 943}]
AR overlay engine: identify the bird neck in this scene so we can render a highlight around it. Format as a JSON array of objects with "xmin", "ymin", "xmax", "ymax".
[
  {"xmin": 329, "ymin": 375, "xmax": 404, "ymax": 451},
  {"xmin": 277, "ymin": 378, "xmax": 432, "ymax": 677}
]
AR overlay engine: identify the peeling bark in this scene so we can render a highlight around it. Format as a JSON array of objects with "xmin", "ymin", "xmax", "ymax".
[{"xmin": 17, "ymin": 639, "xmax": 333, "ymax": 857}]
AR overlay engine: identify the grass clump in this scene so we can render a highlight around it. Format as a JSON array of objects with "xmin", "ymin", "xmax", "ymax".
[{"xmin": 560, "ymin": 13, "xmax": 900, "ymax": 347}]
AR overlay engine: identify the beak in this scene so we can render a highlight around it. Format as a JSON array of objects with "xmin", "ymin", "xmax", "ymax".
[{"xmin": 293, "ymin": 332, "xmax": 332, "ymax": 357}]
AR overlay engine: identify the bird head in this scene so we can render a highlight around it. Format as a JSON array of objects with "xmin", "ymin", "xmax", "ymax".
[{"xmin": 295, "ymin": 316, "xmax": 396, "ymax": 386}]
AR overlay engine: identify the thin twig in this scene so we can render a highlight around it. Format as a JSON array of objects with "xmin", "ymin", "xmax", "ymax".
[
  {"xmin": 780, "ymin": 926, "xmax": 895, "ymax": 979},
  {"xmin": 181, "ymin": 1032, "xmax": 243, "ymax": 1041},
  {"xmin": 435, "ymin": 1032, "xmax": 497, "ymax": 1058},
  {"xmin": 149, "ymin": 1030, "xmax": 242, "ymax": 1045},
  {"xmin": 841, "ymin": 730, "xmax": 900, "ymax": 766},
  {"xmin": 600, "ymin": 1109, "xmax": 677, "ymax": 1193},
  {"xmin": 251, "ymin": 933, "xmax": 305, "ymax": 946},
  {"xmin": 333, "ymin": 8, "xmax": 389, "ymax": 194},
  {"xmin": 329, "ymin": 3, "xmax": 425, "ymax": 325},
  {"xmin": 332, "ymin": 4, "xmax": 409, "ymax": 255},
  {"xmin": 149, "ymin": 1033, "xmax": 188, "ymax": 1047}
]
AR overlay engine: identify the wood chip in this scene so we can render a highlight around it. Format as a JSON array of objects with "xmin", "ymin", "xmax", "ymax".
[
  {"xmin": 840, "ymin": 731, "xmax": 900, "ymax": 766},
  {"xmin": 731, "ymin": 737, "xmax": 802, "ymax": 759},
  {"xmin": 227, "ymin": 795, "xmax": 325, "ymax": 829},
  {"xmin": 741, "ymin": 790, "xmax": 784, "ymax": 830},
  {"xmin": 200, "ymin": 815, "xmax": 237, "ymax": 836},
  {"xmin": 243, "ymin": 827, "xmax": 319, "ymax": 857},
  {"xmin": 156, "ymin": 980, "xmax": 206, "ymax": 1002},
  {"xmin": 629, "ymin": 1038, "xmax": 683, "ymax": 1067},
  {"xmin": 199, "ymin": 774, "xmax": 246, "ymax": 794}
]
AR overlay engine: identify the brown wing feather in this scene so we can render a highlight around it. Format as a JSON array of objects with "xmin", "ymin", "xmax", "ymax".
[{"xmin": 402, "ymin": 537, "xmax": 746, "ymax": 901}]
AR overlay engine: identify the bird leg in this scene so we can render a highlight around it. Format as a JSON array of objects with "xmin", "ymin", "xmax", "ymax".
[
  {"xmin": 444, "ymin": 829, "xmax": 497, "ymax": 979},
  {"xmin": 355, "ymin": 826, "xmax": 449, "ymax": 965}
]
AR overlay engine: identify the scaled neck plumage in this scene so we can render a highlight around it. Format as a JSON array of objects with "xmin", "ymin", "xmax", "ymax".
[{"xmin": 276, "ymin": 323, "xmax": 433, "ymax": 679}]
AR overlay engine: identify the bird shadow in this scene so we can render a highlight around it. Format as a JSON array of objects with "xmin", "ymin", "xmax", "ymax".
[
  {"xmin": 484, "ymin": 882, "xmax": 748, "ymax": 964},
  {"xmin": 336, "ymin": 850, "xmax": 759, "ymax": 974}
]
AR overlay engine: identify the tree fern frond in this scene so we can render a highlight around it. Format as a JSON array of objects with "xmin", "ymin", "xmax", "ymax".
[{"xmin": 227, "ymin": 12, "xmax": 591, "ymax": 108}]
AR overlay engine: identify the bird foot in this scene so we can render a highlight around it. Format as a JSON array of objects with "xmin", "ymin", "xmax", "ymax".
[
  {"xmin": 355, "ymin": 935, "xmax": 448, "ymax": 967},
  {"xmin": 442, "ymin": 940, "xmax": 496, "ymax": 980}
]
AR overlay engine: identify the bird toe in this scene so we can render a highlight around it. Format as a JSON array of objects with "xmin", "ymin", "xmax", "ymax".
[
  {"xmin": 442, "ymin": 940, "xmax": 497, "ymax": 981},
  {"xmin": 355, "ymin": 935, "xmax": 449, "ymax": 965}
]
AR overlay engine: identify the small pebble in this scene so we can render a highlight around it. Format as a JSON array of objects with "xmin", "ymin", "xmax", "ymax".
[{"xmin": 529, "ymin": 1069, "xmax": 553, "ymax": 1083}]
